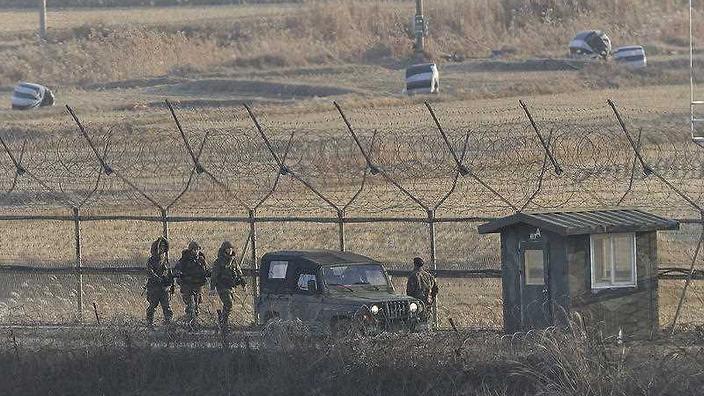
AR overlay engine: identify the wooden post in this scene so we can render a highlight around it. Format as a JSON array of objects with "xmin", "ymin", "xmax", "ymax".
[
  {"xmin": 427, "ymin": 208, "xmax": 438, "ymax": 329},
  {"xmin": 73, "ymin": 207, "xmax": 83, "ymax": 322},
  {"xmin": 249, "ymin": 209, "xmax": 258, "ymax": 324},
  {"xmin": 39, "ymin": 0, "xmax": 47, "ymax": 40}
]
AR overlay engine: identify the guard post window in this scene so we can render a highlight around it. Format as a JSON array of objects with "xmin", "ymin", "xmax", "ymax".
[{"xmin": 590, "ymin": 233, "xmax": 636, "ymax": 289}]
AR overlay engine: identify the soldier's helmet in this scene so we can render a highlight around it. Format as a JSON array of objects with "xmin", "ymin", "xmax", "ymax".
[
  {"xmin": 187, "ymin": 241, "xmax": 201, "ymax": 251},
  {"xmin": 157, "ymin": 237, "xmax": 169, "ymax": 253},
  {"xmin": 413, "ymin": 257, "xmax": 425, "ymax": 267},
  {"xmin": 219, "ymin": 241, "xmax": 235, "ymax": 257},
  {"xmin": 150, "ymin": 237, "xmax": 169, "ymax": 256}
]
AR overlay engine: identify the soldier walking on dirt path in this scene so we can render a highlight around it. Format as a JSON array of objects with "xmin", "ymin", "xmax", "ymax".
[
  {"xmin": 209, "ymin": 241, "xmax": 247, "ymax": 329},
  {"xmin": 145, "ymin": 236, "xmax": 174, "ymax": 326},
  {"xmin": 173, "ymin": 241, "xmax": 210, "ymax": 324},
  {"xmin": 406, "ymin": 257, "xmax": 438, "ymax": 320}
]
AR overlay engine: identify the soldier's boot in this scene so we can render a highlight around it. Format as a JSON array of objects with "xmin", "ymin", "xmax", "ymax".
[
  {"xmin": 146, "ymin": 306, "xmax": 156, "ymax": 327},
  {"xmin": 185, "ymin": 302, "xmax": 195, "ymax": 322},
  {"xmin": 162, "ymin": 304, "xmax": 173, "ymax": 325},
  {"xmin": 187, "ymin": 295, "xmax": 201, "ymax": 330},
  {"xmin": 217, "ymin": 306, "xmax": 229, "ymax": 324},
  {"xmin": 221, "ymin": 313, "xmax": 229, "ymax": 332},
  {"xmin": 220, "ymin": 291, "xmax": 233, "ymax": 330}
]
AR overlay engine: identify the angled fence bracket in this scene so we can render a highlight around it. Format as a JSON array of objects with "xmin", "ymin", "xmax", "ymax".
[
  {"xmin": 0, "ymin": 134, "xmax": 26, "ymax": 176},
  {"xmin": 66, "ymin": 105, "xmax": 113, "ymax": 175},
  {"xmin": 425, "ymin": 102, "xmax": 469, "ymax": 176},
  {"xmin": 519, "ymin": 100, "xmax": 563, "ymax": 175},
  {"xmin": 607, "ymin": 99, "xmax": 653, "ymax": 176},
  {"xmin": 166, "ymin": 100, "xmax": 205, "ymax": 174},
  {"xmin": 425, "ymin": 102, "xmax": 518, "ymax": 212}
]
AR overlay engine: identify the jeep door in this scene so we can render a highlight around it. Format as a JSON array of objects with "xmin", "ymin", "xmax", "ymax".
[
  {"xmin": 259, "ymin": 258, "xmax": 294, "ymax": 321},
  {"xmin": 289, "ymin": 264, "xmax": 323, "ymax": 322}
]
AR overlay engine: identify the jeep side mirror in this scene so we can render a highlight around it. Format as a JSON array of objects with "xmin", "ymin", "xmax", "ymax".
[{"xmin": 307, "ymin": 279, "xmax": 318, "ymax": 294}]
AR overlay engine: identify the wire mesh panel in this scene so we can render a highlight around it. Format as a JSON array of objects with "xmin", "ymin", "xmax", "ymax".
[
  {"xmin": 0, "ymin": 99, "xmax": 703, "ymax": 329},
  {"xmin": 0, "ymin": 219, "xmax": 74, "ymax": 268},
  {"xmin": 0, "ymin": 272, "xmax": 79, "ymax": 324},
  {"xmin": 255, "ymin": 221, "xmax": 339, "ymax": 253},
  {"xmin": 80, "ymin": 220, "xmax": 162, "ymax": 268},
  {"xmin": 344, "ymin": 222, "xmax": 428, "ymax": 271},
  {"xmin": 659, "ymin": 280, "xmax": 704, "ymax": 327},
  {"xmin": 434, "ymin": 222, "xmax": 499, "ymax": 271}
]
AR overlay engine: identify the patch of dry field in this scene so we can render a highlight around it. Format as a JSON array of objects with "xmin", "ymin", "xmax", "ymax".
[{"xmin": 0, "ymin": 4, "xmax": 297, "ymax": 34}]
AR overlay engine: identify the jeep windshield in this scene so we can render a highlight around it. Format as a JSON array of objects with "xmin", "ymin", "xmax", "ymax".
[{"xmin": 323, "ymin": 264, "xmax": 390, "ymax": 290}]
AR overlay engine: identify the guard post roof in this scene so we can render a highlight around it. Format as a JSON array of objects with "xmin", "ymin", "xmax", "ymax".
[
  {"xmin": 477, "ymin": 209, "xmax": 679, "ymax": 236},
  {"xmin": 262, "ymin": 249, "xmax": 379, "ymax": 267}
]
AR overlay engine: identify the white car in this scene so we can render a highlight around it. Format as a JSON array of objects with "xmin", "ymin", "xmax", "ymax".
[
  {"xmin": 569, "ymin": 30, "xmax": 612, "ymax": 59},
  {"xmin": 11, "ymin": 82, "xmax": 55, "ymax": 110},
  {"xmin": 405, "ymin": 63, "xmax": 439, "ymax": 95},
  {"xmin": 613, "ymin": 46, "xmax": 647, "ymax": 69}
]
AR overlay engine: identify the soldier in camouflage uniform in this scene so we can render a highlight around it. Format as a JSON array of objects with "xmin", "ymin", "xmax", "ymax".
[
  {"xmin": 173, "ymin": 241, "xmax": 210, "ymax": 323},
  {"xmin": 406, "ymin": 257, "xmax": 438, "ymax": 320},
  {"xmin": 209, "ymin": 241, "xmax": 247, "ymax": 328},
  {"xmin": 145, "ymin": 236, "xmax": 173, "ymax": 326}
]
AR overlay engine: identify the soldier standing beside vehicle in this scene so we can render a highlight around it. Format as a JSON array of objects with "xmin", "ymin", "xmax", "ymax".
[
  {"xmin": 173, "ymin": 241, "xmax": 210, "ymax": 324},
  {"xmin": 406, "ymin": 257, "xmax": 438, "ymax": 320},
  {"xmin": 145, "ymin": 236, "xmax": 173, "ymax": 326},
  {"xmin": 209, "ymin": 241, "xmax": 247, "ymax": 329}
]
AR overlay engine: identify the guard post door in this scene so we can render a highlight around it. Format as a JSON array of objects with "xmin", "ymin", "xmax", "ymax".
[{"xmin": 519, "ymin": 241, "xmax": 552, "ymax": 330}]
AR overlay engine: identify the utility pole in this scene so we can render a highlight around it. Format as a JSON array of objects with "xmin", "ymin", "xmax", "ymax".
[
  {"xmin": 414, "ymin": 0, "xmax": 425, "ymax": 54},
  {"xmin": 39, "ymin": 0, "xmax": 47, "ymax": 39}
]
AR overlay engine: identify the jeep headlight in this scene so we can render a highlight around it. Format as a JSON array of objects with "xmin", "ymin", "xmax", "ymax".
[
  {"xmin": 409, "ymin": 302, "xmax": 418, "ymax": 313},
  {"xmin": 370, "ymin": 305, "xmax": 380, "ymax": 315}
]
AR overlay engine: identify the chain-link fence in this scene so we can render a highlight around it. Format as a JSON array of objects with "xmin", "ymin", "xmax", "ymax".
[{"xmin": 0, "ymin": 98, "xmax": 703, "ymax": 330}]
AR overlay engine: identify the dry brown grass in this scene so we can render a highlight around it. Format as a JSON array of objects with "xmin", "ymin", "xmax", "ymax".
[
  {"xmin": 0, "ymin": 0, "xmax": 697, "ymax": 87},
  {"xmin": 3, "ymin": 305, "xmax": 704, "ymax": 395},
  {"xmin": 0, "ymin": 4, "xmax": 294, "ymax": 34}
]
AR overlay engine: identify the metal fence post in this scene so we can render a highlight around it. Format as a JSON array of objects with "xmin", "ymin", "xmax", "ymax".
[
  {"xmin": 249, "ymin": 209, "xmax": 259, "ymax": 324},
  {"xmin": 338, "ymin": 209, "xmax": 346, "ymax": 252},
  {"xmin": 73, "ymin": 207, "xmax": 83, "ymax": 322},
  {"xmin": 161, "ymin": 208, "xmax": 169, "ymax": 261},
  {"xmin": 427, "ymin": 208, "xmax": 438, "ymax": 329}
]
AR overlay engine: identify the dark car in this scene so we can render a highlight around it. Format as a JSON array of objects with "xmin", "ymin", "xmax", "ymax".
[{"xmin": 257, "ymin": 250, "xmax": 427, "ymax": 333}]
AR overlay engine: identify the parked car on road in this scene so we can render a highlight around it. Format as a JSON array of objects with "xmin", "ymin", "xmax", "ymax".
[
  {"xmin": 11, "ymin": 82, "xmax": 54, "ymax": 110},
  {"xmin": 613, "ymin": 45, "xmax": 647, "ymax": 69},
  {"xmin": 569, "ymin": 30, "xmax": 612, "ymax": 59},
  {"xmin": 405, "ymin": 63, "xmax": 439, "ymax": 95}
]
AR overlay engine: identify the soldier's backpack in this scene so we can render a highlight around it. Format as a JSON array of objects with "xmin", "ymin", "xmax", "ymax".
[
  {"xmin": 217, "ymin": 260, "xmax": 245, "ymax": 289},
  {"xmin": 218, "ymin": 269, "xmax": 236, "ymax": 289},
  {"xmin": 178, "ymin": 252, "xmax": 208, "ymax": 287}
]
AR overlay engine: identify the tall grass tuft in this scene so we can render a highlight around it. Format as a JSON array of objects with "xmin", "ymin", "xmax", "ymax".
[{"xmin": 1, "ymin": 321, "xmax": 703, "ymax": 395}]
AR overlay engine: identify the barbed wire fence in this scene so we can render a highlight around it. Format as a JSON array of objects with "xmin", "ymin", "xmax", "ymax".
[{"xmin": 0, "ymin": 98, "xmax": 703, "ymax": 330}]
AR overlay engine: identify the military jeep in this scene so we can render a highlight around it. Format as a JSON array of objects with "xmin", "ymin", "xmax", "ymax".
[{"xmin": 256, "ymin": 250, "xmax": 427, "ymax": 332}]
